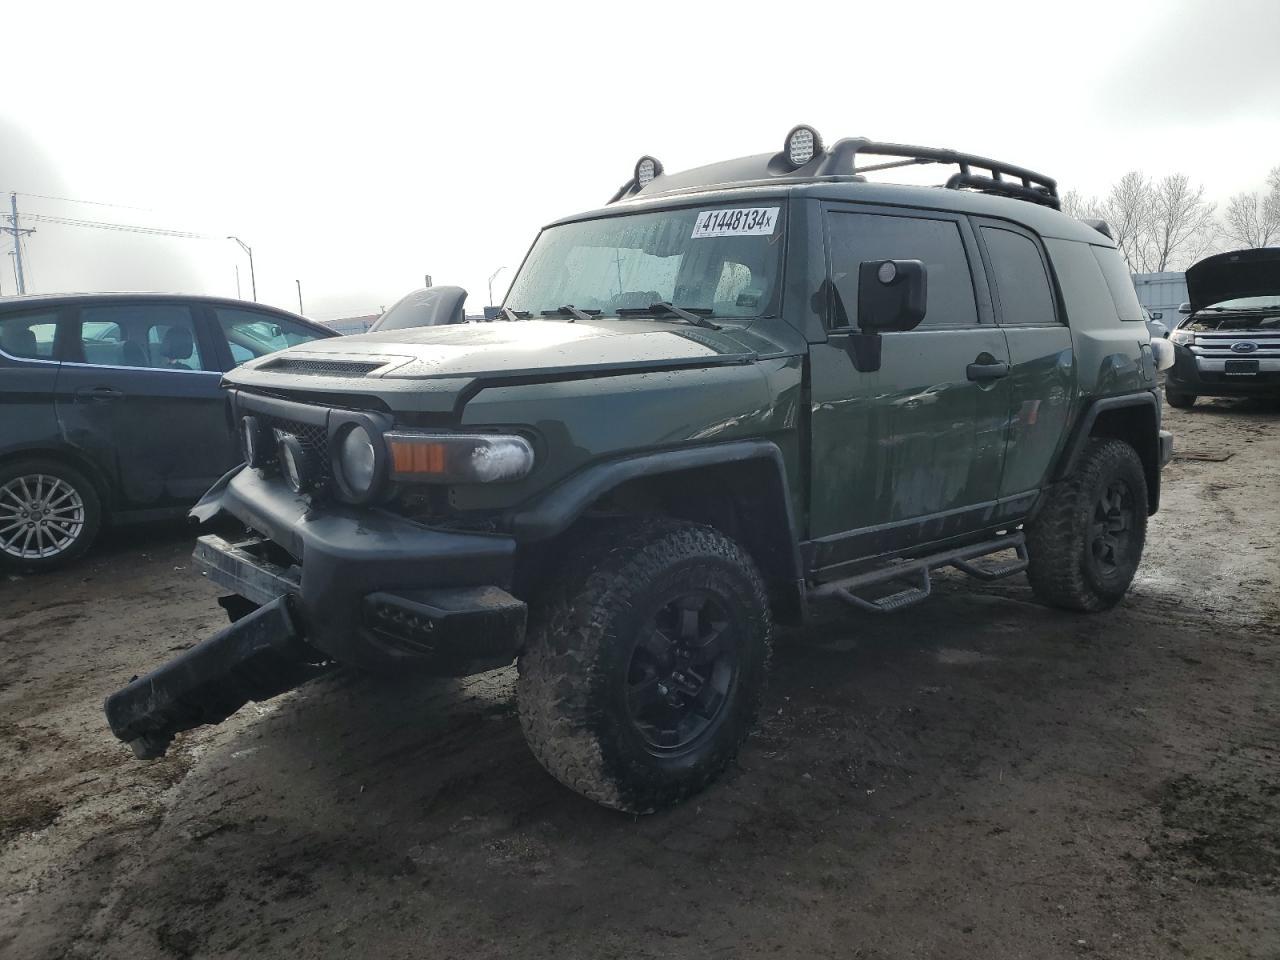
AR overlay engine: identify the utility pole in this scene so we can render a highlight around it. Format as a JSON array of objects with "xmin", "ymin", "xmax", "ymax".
[
  {"xmin": 227, "ymin": 236, "xmax": 256, "ymax": 301},
  {"xmin": 295, "ymin": 279, "xmax": 304, "ymax": 315},
  {"xmin": 4, "ymin": 193, "xmax": 36, "ymax": 295}
]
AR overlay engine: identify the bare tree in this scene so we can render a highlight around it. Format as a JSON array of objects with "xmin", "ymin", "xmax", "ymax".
[
  {"xmin": 1060, "ymin": 189, "xmax": 1102, "ymax": 222},
  {"xmin": 1139, "ymin": 174, "xmax": 1217, "ymax": 272},
  {"xmin": 1098, "ymin": 171, "xmax": 1153, "ymax": 272},
  {"xmin": 1222, "ymin": 165, "xmax": 1280, "ymax": 248}
]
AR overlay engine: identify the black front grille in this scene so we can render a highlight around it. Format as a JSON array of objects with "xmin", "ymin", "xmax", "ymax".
[
  {"xmin": 262, "ymin": 416, "xmax": 332, "ymax": 483},
  {"xmin": 263, "ymin": 357, "xmax": 384, "ymax": 377}
]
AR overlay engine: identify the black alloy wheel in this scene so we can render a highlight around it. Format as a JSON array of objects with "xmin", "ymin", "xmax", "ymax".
[{"xmin": 626, "ymin": 591, "xmax": 740, "ymax": 754}]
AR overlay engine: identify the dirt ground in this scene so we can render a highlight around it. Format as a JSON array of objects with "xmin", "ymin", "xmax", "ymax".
[{"xmin": 2, "ymin": 398, "xmax": 1277, "ymax": 960}]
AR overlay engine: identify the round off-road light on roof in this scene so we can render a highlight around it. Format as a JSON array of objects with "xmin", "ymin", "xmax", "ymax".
[
  {"xmin": 635, "ymin": 156, "xmax": 663, "ymax": 186},
  {"xmin": 785, "ymin": 125, "xmax": 822, "ymax": 167}
]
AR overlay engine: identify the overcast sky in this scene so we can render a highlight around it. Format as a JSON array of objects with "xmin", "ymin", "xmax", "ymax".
[{"xmin": 3, "ymin": 0, "xmax": 1278, "ymax": 320}]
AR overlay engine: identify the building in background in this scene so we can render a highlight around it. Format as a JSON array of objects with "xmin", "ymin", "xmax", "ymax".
[{"xmin": 1132, "ymin": 272, "xmax": 1188, "ymax": 323}]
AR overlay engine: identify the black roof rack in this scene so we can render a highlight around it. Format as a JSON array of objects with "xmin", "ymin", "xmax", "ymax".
[
  {"xmin": 820, "ymin": 138, "xmax": 1060, "ymax": 210},
  {"xmin": 611, "ymin": 128, "xmax": 1061, "ymax": 210}
]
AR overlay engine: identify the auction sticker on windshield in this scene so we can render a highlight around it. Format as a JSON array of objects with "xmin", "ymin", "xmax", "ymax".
[{"xmin": 691, "ymin": 207, "xmax": 779, "ymax": 239}]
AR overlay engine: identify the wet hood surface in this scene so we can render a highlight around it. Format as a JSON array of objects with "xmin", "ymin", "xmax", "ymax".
[
  {"xmin": 236, "ymin": 319, "xmax": 765, "ymax": 382},
  {"xmin": 1186, "ymin": 247, "xmax": 1280, "ymax": 312}
]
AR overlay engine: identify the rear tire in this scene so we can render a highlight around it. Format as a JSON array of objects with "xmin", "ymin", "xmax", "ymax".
[
  {"xmin": 1026, "ymin": 439, "xmax": 1148, "ymax": 612},
  {"xmin": 1165, "ymin": 388, "xmax": 1196, "ymax": 408},
  {"xmin": 517, "ymin": 518, "xmax": 771, "ymax": 814},
  {"xmin": 0, "ymin": 459, "xmax": 102, "ymax": 572}
]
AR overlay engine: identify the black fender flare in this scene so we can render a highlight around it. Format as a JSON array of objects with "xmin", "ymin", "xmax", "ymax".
[
  {"xmin": 1052, "ymin": 390, "xmax": 1162, "ymax": 512},
  {"xmin": 506, "ymin": 439, "xmax": 804, "ymax": 584}
]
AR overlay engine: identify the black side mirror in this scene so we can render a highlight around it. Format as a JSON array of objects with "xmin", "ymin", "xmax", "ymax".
[
  {"xmin": 1150, "ymin": 311, "xmax": 1163, "ymax": 320},
  {"xmin": 1178, "ymin": 302, "xmax": 1192, "ymax": 315},
  {"xmin": 857, "ymin": 259, "xmax": 927, "ymax": 333}
]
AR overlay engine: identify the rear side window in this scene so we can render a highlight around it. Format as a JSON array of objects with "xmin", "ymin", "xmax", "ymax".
[
  {"xmin": 980, "ymin": 227, "xmax": 1059, "ymax": 326},
  {"xmin": 0, "ymin": 311, "xmax": 58, "ymax": 360},
  {"xmin": 827, "ymin": 212, "xmax": 979, "ymax": 328},
  {"xmin": 1043, "ymin": 239, "xmax": 1123, "ymax": 328},
  {"xmin": 1091, "ymin": 246, "xmax": 1145, "ymax": 322},
  {"xmin": 75, "ymin": 304, "xmax": 209, "ymax": 370},
  {"xmin": 215, "ymin": 308, "xmax": 325, "ymax": 365}
]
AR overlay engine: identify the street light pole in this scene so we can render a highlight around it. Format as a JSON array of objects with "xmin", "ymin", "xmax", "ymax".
[
  {"xmin": 296, "ymin": 279, "xmax": 304, "ymax": 315},
  {"xmin": 227, "ymin": 236, "xmax": 256, "ymax": 301},
  {"xmin": 488, "ymin": 266, "xmax": 507, "ymax": 306}
]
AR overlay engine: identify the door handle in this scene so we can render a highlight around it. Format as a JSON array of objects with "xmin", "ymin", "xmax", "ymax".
[
  {"xmin": 76, "ymin": 386, "xmax": 125, "ymax": 402},
  {"xmin": 966, "ymin": 361, "xmax": 1009, "ymax": 382}
]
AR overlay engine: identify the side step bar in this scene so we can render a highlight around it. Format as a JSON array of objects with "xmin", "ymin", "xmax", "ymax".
[{"xmin": 809, "ymin": 533, "xmax": 1028, "ymax": 614}]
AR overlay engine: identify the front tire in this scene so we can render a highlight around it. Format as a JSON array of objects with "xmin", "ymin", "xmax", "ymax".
[
  {"xmin": 1026, "ymin": 439, "xmax": 1148, "ymax": 612},
  {"xmin": 0, "ymin": 459, "xmax": 102, "ymax": 572},
  {"xmin": 1165, "ymin": 388, "xmax": 1196, "ymax": 408},
  {"xmin": 517, "ymin": 518, "xmax": 771, "ymax": 814}
]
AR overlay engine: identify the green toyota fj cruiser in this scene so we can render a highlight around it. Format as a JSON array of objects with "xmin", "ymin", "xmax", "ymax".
[{"xmin": 106, "ymin": 126, "xmax": 1175, "ymax": 813}]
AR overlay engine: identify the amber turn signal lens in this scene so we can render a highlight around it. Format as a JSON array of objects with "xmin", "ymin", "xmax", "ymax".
[
  {"xmin": 384, "ymin": 433, "xmax": 535, "ymax": 484},
  {"xmin": 389, "ymin": 439, "xmax": 447, "ymax": 475}
]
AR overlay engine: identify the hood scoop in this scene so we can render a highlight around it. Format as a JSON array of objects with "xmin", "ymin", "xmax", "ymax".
[{"xmin": 259, "ymin": 357, "xmax": 388, "ymax": 377}]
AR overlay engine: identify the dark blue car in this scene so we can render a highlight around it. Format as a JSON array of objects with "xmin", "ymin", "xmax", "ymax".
[{"xmin": 0, "ymin": 293, "xmax": 336, "ymax": 569}]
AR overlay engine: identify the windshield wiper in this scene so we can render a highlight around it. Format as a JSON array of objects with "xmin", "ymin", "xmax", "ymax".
[
  {"xmin": 615, "ymin": 301, "xmax": 722, "ymax": 331},
  {"xmin": 499, "ymin": 307, "xmax": 532, "ymax": 321},
  {"xmin": 540, "ymin": 304, "xmax": 599, "ymax": 323}
]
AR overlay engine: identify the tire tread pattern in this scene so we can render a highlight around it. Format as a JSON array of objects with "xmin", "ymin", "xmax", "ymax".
[{"xmin": 517, "ymin": 517, "xmax": 771, "ymax": 813}]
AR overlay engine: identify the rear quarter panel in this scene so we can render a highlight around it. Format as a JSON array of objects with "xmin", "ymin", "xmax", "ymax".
[{"xmin": 1044, "ymin": 238, "xmax": 1149, "ymax": 398}]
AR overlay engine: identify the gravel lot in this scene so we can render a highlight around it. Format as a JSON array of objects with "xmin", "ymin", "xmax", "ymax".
[{"xmin": 2, "ymin": 398, "xmax": 1278, "ymax": 960}]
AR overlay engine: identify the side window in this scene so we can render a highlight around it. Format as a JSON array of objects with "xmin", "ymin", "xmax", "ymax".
[
  {"xmin": 74, "ymin": 304, "xmax": 209, "ymax": 370},
  {"xmin": 980, "ymin": 227, "xmax": 1059, "ymax": 326},
  {"xmin": 1042, "ymin": 239, "xmax": 1124, "ymax": 327},
  {"xmin": 827, "ymin": 212, "xmax": 978, "ymax": 328},
  {"xmin": 1090, "ymin": 246, "xmax": 1145, "ymax": 322},
  {"xmin": 215, "ymin": 309, "xmax": 325, "ymax": 365},
  {"xmin": 0, "ymin": 311, "xmax": 59, "ymax": 360}
]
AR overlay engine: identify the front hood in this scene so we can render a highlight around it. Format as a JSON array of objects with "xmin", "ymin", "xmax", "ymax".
[
  {"xmin": 236, "ymin": 319, "xmax": 763, "ymax": 381},
  {"xmin": 1186, "ymin": 247, "xmax": 1280, "ymax": 312}
]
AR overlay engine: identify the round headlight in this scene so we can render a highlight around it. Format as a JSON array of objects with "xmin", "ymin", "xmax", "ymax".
[
  {"xmin": 276, "ymin": 434, "xmax": 313, "ymax": 493},
  {"xmin": 635, "ymin": 155, "xmax": 663, "ymax": 186},
  {"xmin": 877, "ymin": 261, "xmax": 898, "ymax": 285},
  {"xmin": 337, "ymin": 424, "xmax": 379, "ymax": 500},
  {"xmin": 785, "ymin": 125, "xmax": 822, "ymax": 167}
]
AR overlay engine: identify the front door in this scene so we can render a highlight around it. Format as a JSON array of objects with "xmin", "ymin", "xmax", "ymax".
[
  {"xmin": 53, "ymin": 301, "xmax": 235, "ymax": 510},
  {"xmin": 808, "ymin": 206, "xmax": 1012, "ymax": 570}
]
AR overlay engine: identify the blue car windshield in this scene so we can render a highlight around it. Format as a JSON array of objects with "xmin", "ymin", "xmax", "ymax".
[{"xmin": 505, "ymin": 204, "xmax": 786, "ymax": 320}]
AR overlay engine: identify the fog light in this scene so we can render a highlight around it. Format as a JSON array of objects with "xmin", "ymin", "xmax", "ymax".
[
  {"xmin": 785, "ymin": 125, "xmax": 822, "ymax": 167},
  {"xmin": 240, "ymin": 415, "xmax": 265, "ymax": 468},
  {"xmin": 275, "ymin": 433, "xmax": 316, "ymax": 493}
]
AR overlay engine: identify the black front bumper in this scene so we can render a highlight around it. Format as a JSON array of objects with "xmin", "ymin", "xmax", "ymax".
[
  {"xmin": 104, "ymin": 596, "xmax": 327, "ymax": 759},
  {"xmin": 104, "ymin": 468, "xmax": 527, "ymax": 758},
  {"xmin": 194, "ymin": 467, "xmax": 526, "ymax": 674}
]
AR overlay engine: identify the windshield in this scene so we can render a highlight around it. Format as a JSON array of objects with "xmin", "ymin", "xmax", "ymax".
[
  {"xmin": 1205, "ymin": 295, "xmax": 1280, "ymax": 311},
  {"xmin": 504, "ymin": 203, "xmax": 786, "ymax": 320}
]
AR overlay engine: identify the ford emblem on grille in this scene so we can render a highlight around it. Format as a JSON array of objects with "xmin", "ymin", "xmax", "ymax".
[{"xmin": 1231, "ymin": 341, "xmax": 1259, "ymax": 354}]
